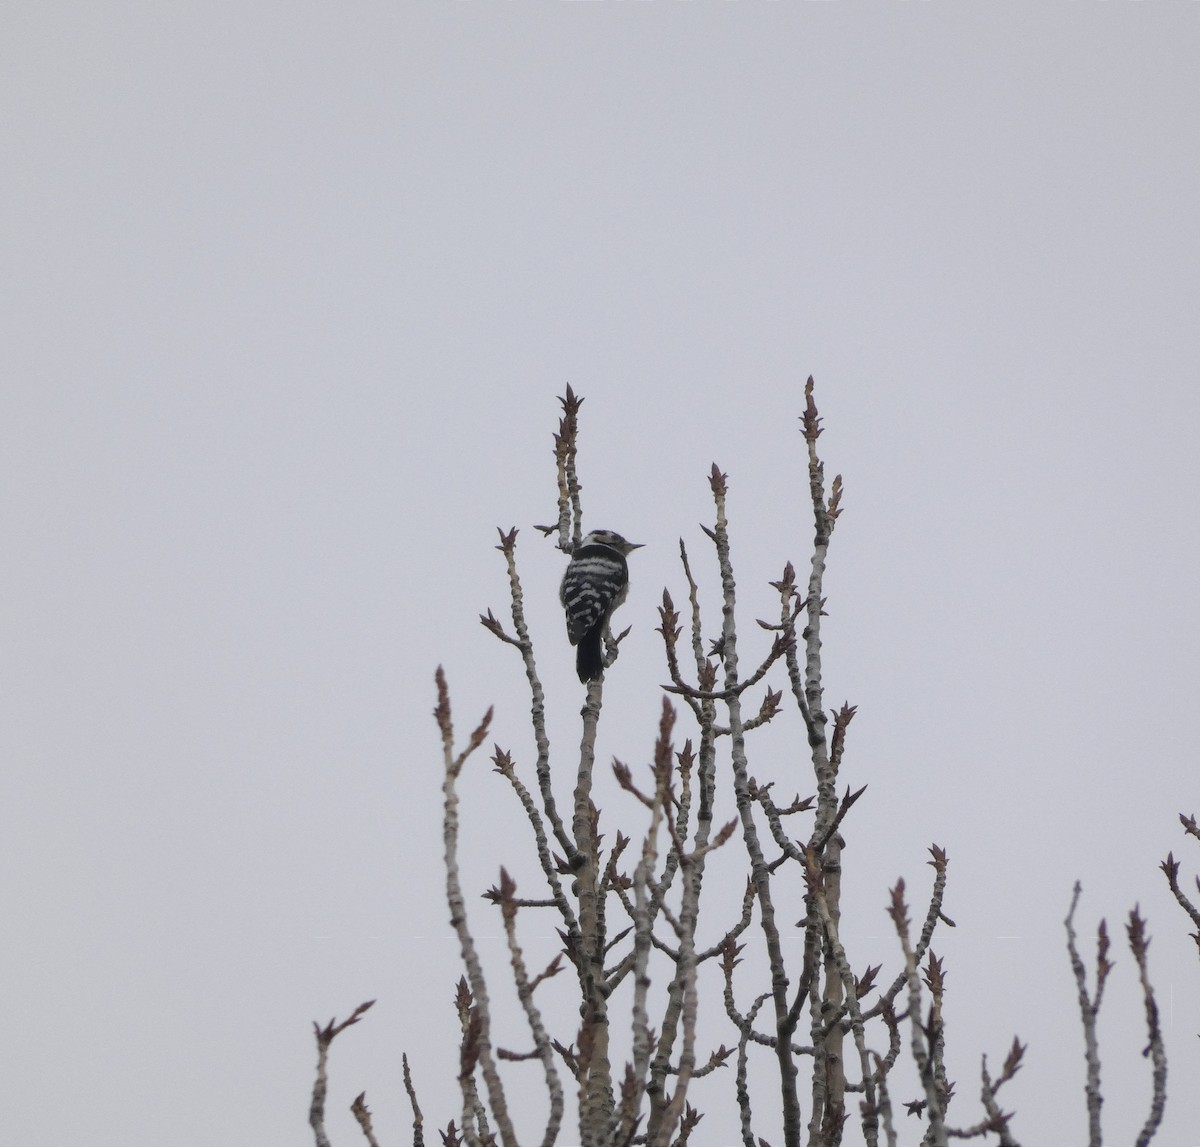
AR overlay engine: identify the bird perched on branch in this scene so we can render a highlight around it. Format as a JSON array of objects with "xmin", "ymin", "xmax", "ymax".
[{"xmin": 560, "ymin": 529, "xmax": 643, "ymax": 682}]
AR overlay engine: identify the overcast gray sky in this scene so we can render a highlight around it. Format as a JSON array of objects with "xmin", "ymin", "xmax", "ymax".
[{"xmin": 4, "ymin": 4, "xmax": 1199, "ymax": 1146}]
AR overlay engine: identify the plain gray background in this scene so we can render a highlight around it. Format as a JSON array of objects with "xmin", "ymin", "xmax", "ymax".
[{"xmin": 3, "ymin": 3, "xmax": 1198, "ymax": 1145}]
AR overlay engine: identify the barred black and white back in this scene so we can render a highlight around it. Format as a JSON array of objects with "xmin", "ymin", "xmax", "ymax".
[{"xmin": 560, "ymin": 529, "xmax": 643, "ymax": 682}]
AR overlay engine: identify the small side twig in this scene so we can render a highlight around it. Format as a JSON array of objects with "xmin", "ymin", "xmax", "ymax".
[
  {"xmin": 1160, "ymin": 820, "xmax": 1200, "ymax": 964},
  {"xmin": 309, "ymin": 1000, "xmax": 375, "ymax": 1147}
]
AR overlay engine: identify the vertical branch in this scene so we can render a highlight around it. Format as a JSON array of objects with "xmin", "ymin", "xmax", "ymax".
[
  {"xmin": 733, "ymin": 988, "xmax": 772, "ymax": 1147},
  {"xmin": 544, "ymin": 383, "xmax": 615, "ymax": 1143},
  {"xmin": 646, "ymin": 809, "xmax": 713, "ymax": 1141},
  {"xmin": 816, "ymin": 833, "xmax": 845, "ymax": 1143},
  {"xmin": 679, "ymin": 541, "xmax": 720, "ymax": 828},
  {"xmin": 622, "ymin": 700, "xmax": 675, "ymax": 1145},
  {"xmin": 351, "ymin": 1093, "xmax": 382, "ymax": 1147},
  {"xmin": 655, "ymin": 882, "xmax": 700, "ymax": 1147},
  {"xmin": 921, "ymin": 951, "xmax": 950, "ymax": 1127},
  {"xmin": 794, "ymin": 378, "xmax": 848, "ymax": 1143},
  {"xmin": 1064, "ymin": 882, "xmax": 1110, "ymax": 1147},
  {"xmin": 550, "ymin": 385, "xmax": 585, "ymax": 552},
  {"xmin": 647, "ymin": 557, "xmax": 719, "ymax": 1144},
  {"xmin": 872, "ymin": 1051, "xmax": 898, "ymax": 1147},
  {"xmin": 453, "ymin": 978, "xmax": 490, "ymax": 1146},
  {"xmin": 806, "ymin": 892, "xmax": 829, "ymax": 1143},
  {"xmin": 796, "ymin": 376, "xmax": 843, "ymax": 838},
  {"xmin": 495, "ymin": 870, "xmax": 566, "ymax": 1147},
  {"xmin": 887, "ymin": 880, "xmax": 946, "ymax": 1146},
  {"xmin": 310, "ymin": 1032, "xmax": 333, "ymax": 1147},
  {"xmin": 489, "ymin": 527, "xmax": 576, "ymax": 860},
  {"xmin": 652, "ymin": 768, "xmax": 731, "ymax": 1145},
  {"xmin": 435, "ymin": 668, "xmax": 516, "ymax": 1147},
  {"xmin": 573, "ymin": 678, "xmax": 613, "ymax": 1145},
  {"xmin": 763, "ymin": 379, "xmax": 848, "ymax": 1145},
  {"xmin": 1127, "ymin": 910, "xmax": 1167, "ymax": 1147},
  {"xmin": 402, "ymin": 1054, "xmax": 426, "ymax": 1147},
  {"xmin": 923, "ymin": 847, "xmax": 953, "ymax": 1132},
  {"xmin": 807, "ymin": 861, "xmax": 878, "ymax": 1147},
  {"xmin": 708, "ymin": 463, "xmax": 803, "ymax": 1147}
]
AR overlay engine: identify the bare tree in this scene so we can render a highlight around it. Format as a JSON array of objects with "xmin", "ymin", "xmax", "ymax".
[{"xmin": 310, "ymin": 383, "xmax": 1174, "ymax": 1147}]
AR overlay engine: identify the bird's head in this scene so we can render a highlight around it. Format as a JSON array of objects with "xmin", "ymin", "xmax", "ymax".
[{"xmin": 581, "ymin": 529, "xmax": 644, "ymax": 556}]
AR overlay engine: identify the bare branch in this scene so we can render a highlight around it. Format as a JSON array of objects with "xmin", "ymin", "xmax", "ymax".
[
  {"xmin": 494, "ymin": 868, "xmax": 565, "ymax": 1147},
  {"xmin": 309, "ymin": 1001, "xmax": 375, "ymax": 1147},
  {"xmin": 1064, "ymin": 883, "xmax": 1106, "ymax": 1147},
  {"xmin": 808, "ymin": 867, "xmax": 879, "ymax": 1147},
  {"xmin": 438, "ymin": 670, "xmax": 515, "ymax": 1147},
  {"xmin": 887, "ymin": 879, "xmax": 946, "ymax": 1143},
  {"xmin": 872, "ymin": 1050, "xmax": 899, "ymax": 1147},
  {"xmin": 403, "ymin": 1053, "xmax": 427, "ymax": 1147},
  {"xmin": 705, "ymin": 462, "xmax": 803, "ymax": 1146},
  {"xmin": 492, "ymin": 531, "xmax": 576, "ymax": 864},
  {"xmin": 547, "ymin": 383, "xmax": 585, "ymax": 551},
  {"xmin": 978, "ymin": 1040, "xmax": 1024, "ymax": 1147},
  {"xmin": 351, "ymin": 1092, "xmax": 382, "ymax": 1147},
  {"xmin": 572, "ymin": 675, "xmax": 616, "ymax": 1141},
  {"xmin": 1126, "ymin": 909, "xmax": 1167, "ymax": 1147},
  {"xmin": 1160, "ymin": 843, "xmax": 1200, "ymax": 962},
  {"xmin": 624, "ymin": 700, "xmax": 676, "ymax": 1144},
  {"xmin": 866, "ymin": 847, "xmax": 954, "ymax": 1023},
  {"xmin": 492, "ymin": 746, "xmax": 580, "ymax": 934},
  {"xmin": 735, "ymin": 991, "xmax": 772, "ymax": 1147}
]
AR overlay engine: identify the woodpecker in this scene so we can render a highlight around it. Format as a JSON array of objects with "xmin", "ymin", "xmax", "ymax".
[{"xmin": 560, "ymin": 529, "xmax": 643, "ymax": 683}]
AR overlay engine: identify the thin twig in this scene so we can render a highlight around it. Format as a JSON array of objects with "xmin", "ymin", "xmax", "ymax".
[
  {"xmin": 1064, "ymin": 882, "xmax": 1109, "ymax": 1147},
  {"xmin": 495, "ymin": 869, "xmax": 565, "ymax": 1147},
  {"xmin": 351, "ymin": 1092, "xmax": 382, "ymax": 1147},
  {"xmin": 887, "ymin": 879, "xmax": 946, "ymax": 1146},
  {"xmin": 707, "ymin": 462, "xmax": 803, "ymax": 1147},
  {"xmin": 1127, "ymin": 909, "xmax": 1167, "ymax": 1147},
  {"xmin": 491, "ymin": 528, "xmax": 577, "ymax": 863},
  {"xmin": 309, "ymin": 1001, "xmax": 375, "ymax": 1147},
  {"xmin": 402, "ymin": 1053, "xmax": 427, "ymax": 1147},
  {"xmin": 435, "ymin": 669, "xmax": 515, "ymax": 1147}
]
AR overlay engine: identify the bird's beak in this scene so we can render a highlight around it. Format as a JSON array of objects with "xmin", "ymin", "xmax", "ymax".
[{"xmin": 628, "ymin": 542, "xmax": 645, "ymax": 550}]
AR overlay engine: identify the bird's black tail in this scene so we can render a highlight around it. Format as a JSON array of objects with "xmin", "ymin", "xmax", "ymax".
[{"xmin": 576, "ymin": 631, "xmax": 604, "ymax": 682}]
